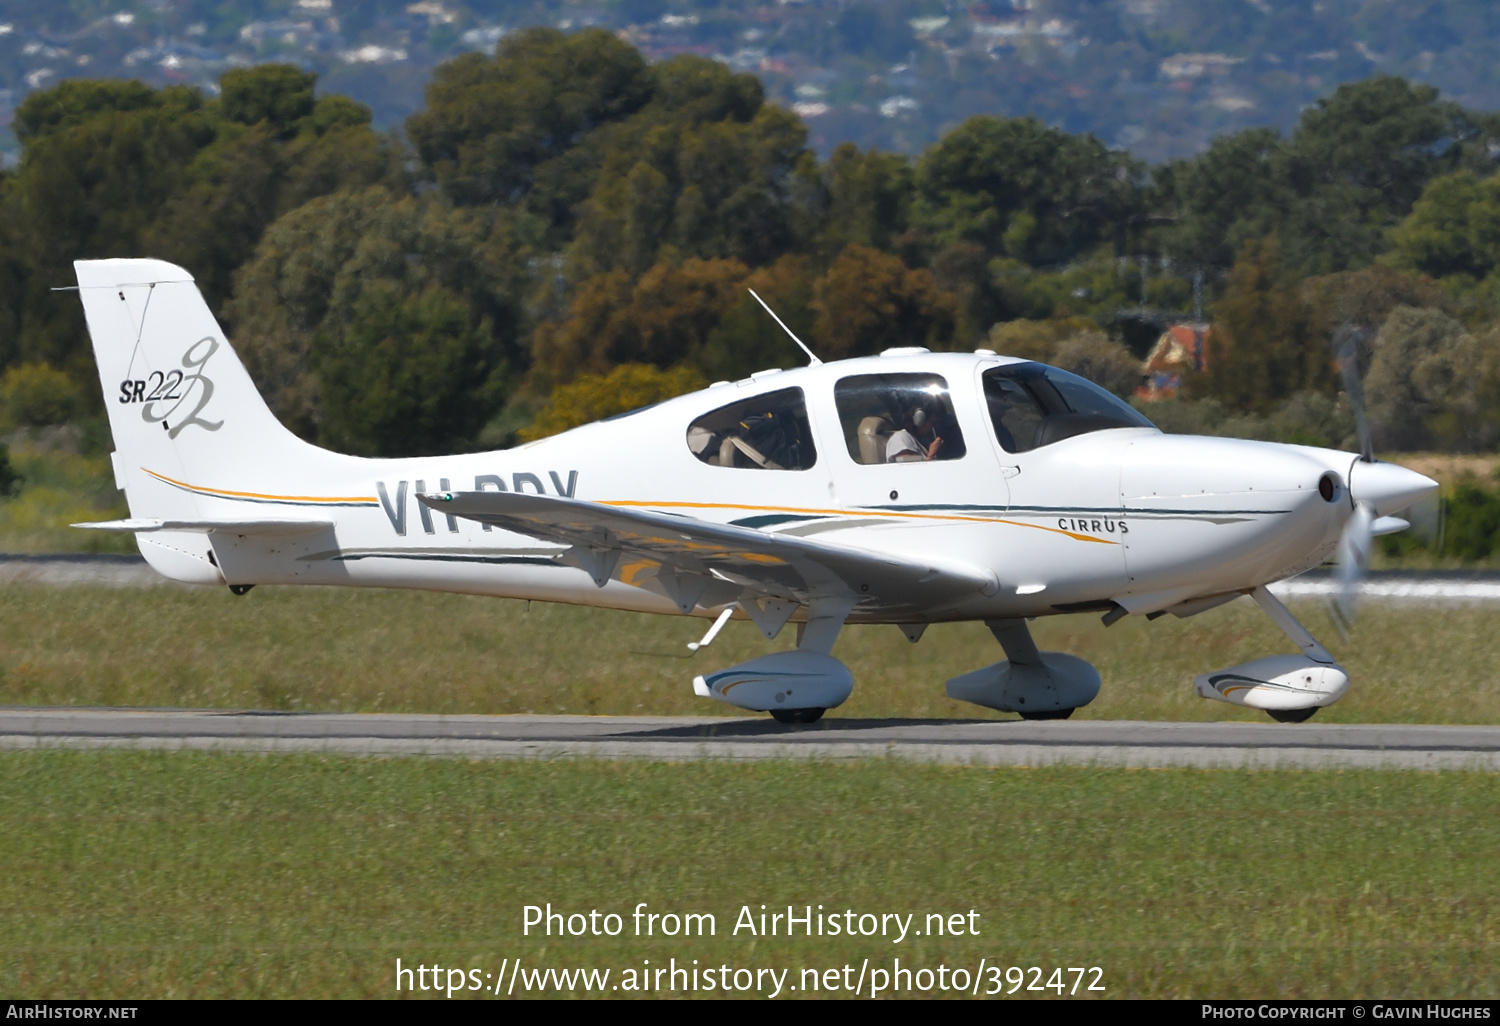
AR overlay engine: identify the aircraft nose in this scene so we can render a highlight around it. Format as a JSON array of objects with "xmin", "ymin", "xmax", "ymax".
[{"xmin": 1348, "ymin": 461, "xmax": 1438, "ymax": 517}]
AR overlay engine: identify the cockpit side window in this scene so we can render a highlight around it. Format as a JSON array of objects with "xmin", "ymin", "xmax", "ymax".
[
  {"xmin": 833, "ymin": 373, "xmax": 967, "ymax": 465},
  {"xmin": 983, "ymin": 363, "xmax": 1156, "ymax": 453},
  {"xmin": 686, "ymin": 387, "xmax": 817, "ymax": 470}
]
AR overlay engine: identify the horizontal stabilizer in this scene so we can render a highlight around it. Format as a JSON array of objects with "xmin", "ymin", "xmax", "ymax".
[{"xmin": 73, "ymin": 518, "xmax": 333, "ymax": 537}]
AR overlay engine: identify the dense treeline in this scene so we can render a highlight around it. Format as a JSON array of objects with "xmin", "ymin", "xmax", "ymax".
[{"xmin": 6, "ymin": 29, "xmax": 1500, "ymax": 462}]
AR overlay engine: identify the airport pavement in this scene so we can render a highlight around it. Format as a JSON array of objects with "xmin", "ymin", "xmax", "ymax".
[{"xmin": 0, "ymin": 709, "xmax": 1495, "ymax": 770}]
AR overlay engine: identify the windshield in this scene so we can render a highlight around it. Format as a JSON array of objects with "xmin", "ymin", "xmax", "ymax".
[{"xmin": 983, "ymin": 363, "xmax": 1156, "ymax": 454}]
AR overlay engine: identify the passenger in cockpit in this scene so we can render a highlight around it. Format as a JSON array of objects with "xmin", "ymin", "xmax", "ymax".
[{"xmin": 887, "ymin": 406, "xmax": 945, "ymax": 463}]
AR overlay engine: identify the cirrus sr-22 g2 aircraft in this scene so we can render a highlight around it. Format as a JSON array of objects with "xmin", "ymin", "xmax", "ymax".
[{"xmin": 71, "ymin": 259, "xmax": 1437, "ymax": 724}]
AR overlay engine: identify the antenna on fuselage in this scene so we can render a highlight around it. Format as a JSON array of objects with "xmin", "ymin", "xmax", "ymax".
[{"xmin": 748, "ymin": 289, "xmax": 822, "ymax": 367}]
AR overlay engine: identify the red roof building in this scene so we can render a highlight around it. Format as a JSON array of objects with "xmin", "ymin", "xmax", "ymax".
[{"xmin": 1136, "ymin": 323, "xmax": 1210, "ymax": 401}]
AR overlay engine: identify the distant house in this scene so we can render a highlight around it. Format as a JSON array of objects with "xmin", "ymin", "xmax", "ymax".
[
  {"xmin": 1158, "ymin": 53, "xmax": 1244, "ymax": 78},
  {"xmin": 1137, "ymin": 323, "xmax": 1210, "ymax": 401}
]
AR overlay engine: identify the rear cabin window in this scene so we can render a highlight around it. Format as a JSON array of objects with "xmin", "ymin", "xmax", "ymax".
[
  {"xmin": 686, "ymin": 387, "xmax": 817, "ymax": 470},
  {"xmin": 833, "ymin": 373, "xmax": 967, "ymax": 465},
  {"xmin": 983, "ymin": 363, "xmax": 1155, "ymax": 453}
]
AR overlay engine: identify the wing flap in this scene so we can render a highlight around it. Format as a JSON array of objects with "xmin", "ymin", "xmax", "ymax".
[{"xmin": 418, "ymin": 490, "xmax": 997, "ymax": 612}]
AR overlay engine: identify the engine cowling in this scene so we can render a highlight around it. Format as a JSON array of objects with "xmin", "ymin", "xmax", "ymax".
[
  {"xmin": 1194, "ymin": 654, "xmax": 1350, "ymax": 711},
  {"xmin": 693, "ymin": 651, "xmax": 854, "ymax": 713}
]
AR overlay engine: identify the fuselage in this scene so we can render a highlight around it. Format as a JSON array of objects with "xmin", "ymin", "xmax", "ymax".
[{"xmin": 177, "ymin": 350, "xmax": 1363, "ymax": 625}]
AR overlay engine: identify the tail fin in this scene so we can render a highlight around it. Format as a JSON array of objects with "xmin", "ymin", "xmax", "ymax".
[{"xmin": 75, "ymin": 258, "xmax": 354, "ymax": 582}]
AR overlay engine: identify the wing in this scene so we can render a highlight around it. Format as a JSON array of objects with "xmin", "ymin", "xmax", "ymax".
[{"xmin": 419, "ymin": 490, "xmax": 997, "ymax": 624}]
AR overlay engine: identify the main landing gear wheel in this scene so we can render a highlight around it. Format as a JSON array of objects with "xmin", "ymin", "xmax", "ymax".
[
  {"xmin": 1018, "ymin": 708, "xmax": 1075, "ymax": 721},
  {"xmin": 1267, "ymin": 707, "xmax": 1319, "ymax": 723},
  {"xmin": 770, "ymin": 708, "xmax": 826, "ymax": 725}
]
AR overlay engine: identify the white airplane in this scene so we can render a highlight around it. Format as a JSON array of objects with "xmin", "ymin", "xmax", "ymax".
[{"xmin": 70, "ymin": 258, "xmax": 1437, "ymax": 724}]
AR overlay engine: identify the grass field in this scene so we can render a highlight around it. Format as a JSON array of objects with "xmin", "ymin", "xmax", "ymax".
[
  {"xmin": 0, "ymin": 582, "xmax": 1496, "ymax": 723},
  {"xmin": 0, "ymin": 432, "xmax": 132, "ymax": 555},
  {"xmin": 0, "ymin": 750, "xmax": 1493, "ymax": 999}
]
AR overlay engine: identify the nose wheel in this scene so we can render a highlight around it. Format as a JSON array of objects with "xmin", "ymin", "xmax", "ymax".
[
  {"xmin": 1266, "ymin": 707, "xmax": 1319, "ymax": 723},
  {"xmin": 1018, "ymin": 707, "xmax": 1075, "ymax": 720}
]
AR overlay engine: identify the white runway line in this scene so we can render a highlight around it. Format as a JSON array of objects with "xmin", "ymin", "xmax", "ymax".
[
  {"xmin": 1270, "ymin": 577, "xmax": 1500, "ymax": 603},
  {"xmin": 0, "ymin": 555, "xmax": 175, "ymax": 588}
]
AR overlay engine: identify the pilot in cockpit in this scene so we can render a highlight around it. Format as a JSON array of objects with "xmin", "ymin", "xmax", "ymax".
[{"xmin": 886, "ymin": 404, "xmax": 946, "ymax": 463}]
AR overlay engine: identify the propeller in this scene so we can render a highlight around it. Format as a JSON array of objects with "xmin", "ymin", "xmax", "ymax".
[
  {"xmin": 1331, "ymin": 325, "xmax": 1374, "ymax": 632},
  {"xmin": 1331, "ymin": 499, "xmax": 1372, "ymax": 633},
  {"xmin": 1329, "ymin": 325, "xmax": 1441, "ymax": 633},
  {"xmin": 1335, "ymin": 325, "xmax": 1373, "ymax": 463}
]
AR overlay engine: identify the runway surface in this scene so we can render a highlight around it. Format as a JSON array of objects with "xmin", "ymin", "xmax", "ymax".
[{"xmin": 1, "ymin": 708, "xmax": 1495, "ymax": 770}]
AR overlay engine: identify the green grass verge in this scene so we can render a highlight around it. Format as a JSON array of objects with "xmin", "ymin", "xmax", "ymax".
[
  {"xmin": 0, "ymin": 435, "xmax": 132, "ymax": 555},
  {"xmin": 0, "ymin": 583, "xmax": 1496, "ymax": 722},
  {"xmin": 0, "ymin": 750, "xmax": 1494, "ymax": 999}
]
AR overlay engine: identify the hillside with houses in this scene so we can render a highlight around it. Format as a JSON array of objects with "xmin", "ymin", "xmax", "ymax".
[{"xmin": 3, "ymin": 0, "xmax": 1500, "ymax": 165}]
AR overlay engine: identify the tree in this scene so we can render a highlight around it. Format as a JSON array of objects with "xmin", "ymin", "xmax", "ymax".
[
  {"xmin": 699, "ymin": 255, "xmax": 818, "ymax": 381},
  {"xmin": 1364, "ymin": 306, "xmax": 1500, "ymax": 452},
  {"xmin": 145, "ymin": 110, "xmax": 392, "ymax": 317},
  {"xmin": 1189, "ymin": 237, "xmax": 1329, "ymax": 414},
  {"xmin": 520, "ymin": 363, "xmax": 706, "ymax": 442},
  {"xmin": 10, "ymin": 79, "xmax": 161, "ymax": 144},
  {"xmin": 226, "ymin": 186, "xmax": 528, "ymax": 452},
  {"xmin": 1051, "ymin": 333, "xmax": 1141, "ymax": 398},
  {"xmin": 566, "ymin": 57, "xmax": 818, "ymax": 276},
  {"xmin": 316, "ymin": 284, "xmax": 500, "ymax": 457},
  {"xmin": 406, "ymin": 27, "xmax": 653, "ymax": 229},
  {"xmin": 1278, "ymin": 76, "xmax": 1499, "ymax": 273},
  {"xmin": 531, "ymin": 258, "xmax": 750, "ymax": 386},
  {"xmin": 219, "ymin": 65, "xmax": 317, "ymax": 136},
  {"xmin": 0, "ymin": 443, "xmax": 18, "ymax": 499},
  {"xmin": 1301, "ymin": 265, "xmax": 1445, "ymax": 374},
  {"xmin": 1156, "ymin": 127, "xmax": 1285, "ymax": 270},
  {"xmin": 1158, "ymin": 76, "xmax": 1500, "ymax": 277},
  {"xmin": 3, "ymin": 83, "xmax": 212, "ymax": 378},
  {"xmin": 0, "ymin": 363, "xmax": 83, "ymax": 428},
  {"xmin": 1441, "ymin": 483, "xmax": 1500, "ymax": 560},
  {"xmin": 811, "ymin": 245, "xmax": 958, "ymax": 359},
  {"xmin": 0, "ymin": 171, "xmax": 25, "ymax": 374},
  {"xmin": 1390, "ymin": 170, "xmax": 1500, "ymax": 283},
  {"xmin": 913, "ymin": 115, "xmax": 1139, "ymax": 267},
  {"xmin": 985, "ymin": 318, "xmax": 1096, "ymax": 363},
  {"xmin": 1303, "ymin": 266, "xmax": 1445, "ymax": 331},
  {"xmin": 819, "ymin": 144, "xmax": 913, "ymax": 257},
  {"xmin": 0, "ymin": 72, "xmax": 391, "ymax": 397}
]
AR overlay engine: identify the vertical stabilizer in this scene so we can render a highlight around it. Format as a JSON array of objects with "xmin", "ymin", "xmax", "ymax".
[{"xmin": 74, "ymin": 258, "xmax": 355, "ymax": 582}]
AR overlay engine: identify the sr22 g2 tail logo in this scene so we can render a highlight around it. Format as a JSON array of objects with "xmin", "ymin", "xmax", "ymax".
[{"xmin": 118, "ymin": 337, "xmax": 224, "ymax": 439}]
